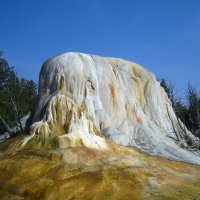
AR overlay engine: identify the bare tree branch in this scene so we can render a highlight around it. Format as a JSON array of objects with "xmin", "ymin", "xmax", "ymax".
[
  {"xmin": 0, "ymin": 115, "xmax": 12, "ymax": 136},
  {"xmin": 166, "ymin": 104, "xmax": 180, "ymax": 141}
]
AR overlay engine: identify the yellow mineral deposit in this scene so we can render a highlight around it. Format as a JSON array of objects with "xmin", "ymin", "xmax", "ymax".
[{"xmin": 0, "ymin": 136, "xmax": 200, "ymax": 200}]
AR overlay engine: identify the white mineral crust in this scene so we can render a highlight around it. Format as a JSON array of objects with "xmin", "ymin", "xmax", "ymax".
[{"xmin": 25, "ymin": 52, "xmax": 200, "ymax": 164}]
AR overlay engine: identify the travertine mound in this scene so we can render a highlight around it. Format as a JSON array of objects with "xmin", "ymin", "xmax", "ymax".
[{"xmin": 25, "ymin": 52, "xmax": 200, "ymax": 164}]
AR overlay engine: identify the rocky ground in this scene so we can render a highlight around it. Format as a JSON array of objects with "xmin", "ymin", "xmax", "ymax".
[{"xmin": 0, "ymin": 135, "xmax": 200, "ymax": 200}]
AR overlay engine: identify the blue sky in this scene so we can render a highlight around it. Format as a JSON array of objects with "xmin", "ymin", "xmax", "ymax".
[{"xmin": 0, "ymin": 0, "xmax": 200, "ymax": 96}]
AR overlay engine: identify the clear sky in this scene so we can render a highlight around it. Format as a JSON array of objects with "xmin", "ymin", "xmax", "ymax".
[{"xmin": 0, "ymin": 0, "xmax": 200, "ymax": 96}]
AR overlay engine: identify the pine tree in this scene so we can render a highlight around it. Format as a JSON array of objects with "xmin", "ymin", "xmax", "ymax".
[{"xmin": 0, "ymin": 51, "xmax": 37, "ymax": 135}]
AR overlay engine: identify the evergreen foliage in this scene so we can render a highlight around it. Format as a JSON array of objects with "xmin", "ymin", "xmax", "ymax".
[
  {"xmin": 160, "ymin": 78, "xmax": 200, "ymax": 139},
  {"xmin": 0, "ymin": 52, "xmax": 37, "ymax": 134}
]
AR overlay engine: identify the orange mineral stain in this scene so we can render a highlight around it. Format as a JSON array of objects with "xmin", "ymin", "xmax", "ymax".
[
  {"xmin": 109, "ymin": 83, "xmax": 116, "ymax": 107},
  {"xmin": 131, "ymin": 106, "xmax": 142, "ymax": 124}
]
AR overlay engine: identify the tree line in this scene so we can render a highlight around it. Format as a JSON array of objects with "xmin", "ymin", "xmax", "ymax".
[
  {"xmin": 160, "ymin": 79, "xmax": 200, "ymax": 140},
  {"xmin": 0, "ymin": 51, "xmax": 37, "ymax": 136}
]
